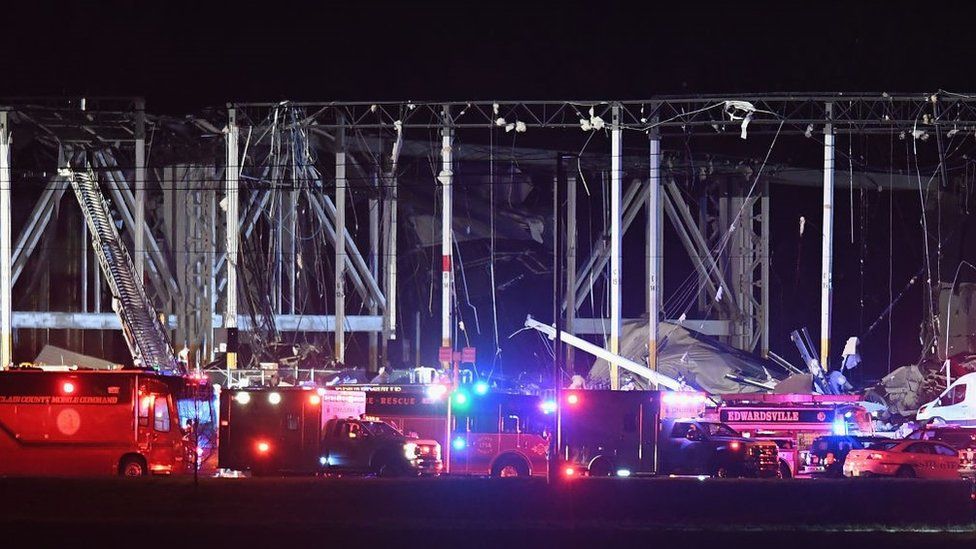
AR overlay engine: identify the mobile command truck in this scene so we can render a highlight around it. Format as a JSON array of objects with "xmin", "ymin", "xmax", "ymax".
[{"xmin": 0, "ymin": 368, "xmax": 209, "ymax": 476}]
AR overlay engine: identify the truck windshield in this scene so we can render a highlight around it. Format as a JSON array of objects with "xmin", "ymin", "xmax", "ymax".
[
  {"xmin": 364, "ymin": 421, "xmax": 401, "ymax": 438},
  {"xmin": 705, "ymin": 423, "xmax": 739, "ymax": 437}
]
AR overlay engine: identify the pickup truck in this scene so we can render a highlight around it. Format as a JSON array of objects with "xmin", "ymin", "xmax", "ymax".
[
  {"xmin": 659, "ymin": 418, "xmax": 779, "ymax": 478},
  {"xmin": 559, "ymin": 390, "xmax": 778, "ymax": 478},
  {"xmin": 320, "ymin": 418, "xmax": 441, "ymax": 476}
]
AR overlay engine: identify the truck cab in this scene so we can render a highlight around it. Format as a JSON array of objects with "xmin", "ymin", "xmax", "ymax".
[
  {"xmin": 660, "ymin": 418, "xmax": 779, "ymax": 478},
  {"xmin": 917, "ymin": 373, "xmax": 976, "ymax": 425},
  {"xmin": 321, "ymin": 418, "xmax": 439, "ymax": 476},
  {"xmin": 0, "ymin": 370, "xmax": 203, "ymax": 477}
]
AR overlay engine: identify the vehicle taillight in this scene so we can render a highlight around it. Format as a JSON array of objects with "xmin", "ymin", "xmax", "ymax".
[
  {"xmin": 564, "ymin": 466, "xmax": 576, "ymax": 477},
  {"xmin": 308, "ymin": 394, "xmax": 321, "ymax": 405},
  {"xmin": 566, "ymin": 394, "xmax": 580, "ymax": 405},
  {"xmin": 729, "ymin": 441, "xmax": 741, "ymax": 451},
  {"xmin": 256, "ymin": 441, "xmax": 271, "ymax": 454}
]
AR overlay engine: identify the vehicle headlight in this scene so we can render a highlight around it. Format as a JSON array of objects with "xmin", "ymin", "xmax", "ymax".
[{"xmin": 403, "ymin": 442, "xmax": 418, "ymax": 459}]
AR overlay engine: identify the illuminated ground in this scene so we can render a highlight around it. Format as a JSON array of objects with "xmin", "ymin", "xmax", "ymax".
[{"xmin": 0, "ymin": 476, "xmax": 972, "ymax": 547}]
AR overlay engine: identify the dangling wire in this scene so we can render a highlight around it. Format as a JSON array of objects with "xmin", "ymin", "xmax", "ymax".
[{"xmin": 488, "ymin": 122, "xmax": 502, "ymax": 379}]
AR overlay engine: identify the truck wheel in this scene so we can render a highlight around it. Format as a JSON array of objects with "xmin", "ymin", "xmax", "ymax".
[
  {"xmin": 491, "ymin": 456, "xmax": 529, "ymax": 478},
  {"xmin": 588, "ymin": 457, "xmax": 613, "ymax": 477},
  {"xmin": 119, "ymin": 455, "xmax": 147, "ymax": 477},
  {"xmin": 712, "ymin": 465, "xmax": 730, "ymax": 478},
  {"xmin": 778, "ymin": 460, "xmax": 793, "ymax": 479},
  {"xmin": 895, "ymin": 466, "xmax": 916, "ymax": 478},
  {"xmin": 374, "ymin": 453, "xmax": 405, "ymax": 478},
  {"xmin": 377, "ymin": 463, "xmax": 400, "ymax": 478}
]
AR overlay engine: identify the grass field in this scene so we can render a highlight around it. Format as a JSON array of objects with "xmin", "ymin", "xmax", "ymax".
[{"xmin": 0, "ymin": 476, "xmax": 972, "ymax": 548}]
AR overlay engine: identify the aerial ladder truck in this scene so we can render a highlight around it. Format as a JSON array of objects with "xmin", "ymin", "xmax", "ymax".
[
  {"xmin": 0, "ymin": 165, "xmax": 206, "ymax": 476},
  {"xmin": 59, "ymin": 165, "xmax": 182, "ymax": 376}
]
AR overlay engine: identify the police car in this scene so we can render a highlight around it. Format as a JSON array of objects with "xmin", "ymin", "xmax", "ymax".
[{"xmin": 843, "ymin": 439, "xmax": 960, "ymax": 479}]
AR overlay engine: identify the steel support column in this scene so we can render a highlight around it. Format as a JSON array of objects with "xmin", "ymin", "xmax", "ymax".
[
  {"xmin": 439, "ymin": 106, "xmax": 454, "ymax": 370},
  {"xmin": 368, "ymin": 175, "xmax": 379, "ymax": 372},
  {"xmin": 609, "ymin": 104, "xmax": 622, "ymax": 389},
  {"xmin": 647, "ymin": 122, "xmax": 661, "ymax": 383},
  {"xmin": 760, "ymin": 179, "xmax": 770, "ymax": 356},
  {"xmin": 564, "ymin": 173, "xmax": 577, "ymax": 368},
  {"xmin": 821, "ymin": 103, "xmax": 834, "ymax": 365},
  {"xmin": 385, "ymin": 129, "xmax": 403, "ymax": 348},
  {"xmin": 0, "ymin": 112, "xmax": 11, "ymax": 369},
  {"xmin": 226, "ymin": 107, "xmax": 240, "ymax": 369},
  {"xmin": 335, "ymin": 115, "xmax": 347, "ymax": 364}
]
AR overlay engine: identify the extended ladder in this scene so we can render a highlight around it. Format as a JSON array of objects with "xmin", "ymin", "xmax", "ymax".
[{"xmin": 60, "ymin": 167, "xmax": 181, "ymax": 375}]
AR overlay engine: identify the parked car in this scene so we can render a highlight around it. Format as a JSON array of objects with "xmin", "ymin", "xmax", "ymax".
[
  {"xmin": 843, "ymin": 439, "xmax": 961, "ymax": 479},
  {"xmin": 906, "ymin": 425, "xmax": 976, "ymax": 476},
  {"xmin": 805, "ymin": 435, "xmax": 892, "ymax": 477}
]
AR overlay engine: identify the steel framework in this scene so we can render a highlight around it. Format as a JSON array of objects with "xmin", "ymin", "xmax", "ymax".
[{"xmin": 1, "ymin": 93, "xmax": 972, "ymax": 376}]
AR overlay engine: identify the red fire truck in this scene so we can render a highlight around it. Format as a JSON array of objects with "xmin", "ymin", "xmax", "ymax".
[
  {"xmin": 0, "ymin": 368, "xmax": 209, "ymax": 476},
  {"xmin": 448, "ymin": 392, "xmax": 550, "ymax": 477},
  {"xmin": 715, "ymin": 393, "xmax": 873, "ymax": 478}
]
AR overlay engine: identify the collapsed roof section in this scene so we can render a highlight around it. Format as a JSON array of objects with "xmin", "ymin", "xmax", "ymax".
[{"xmin": 587, "ymin": 318, "xmax": 792, "ymax": 394}]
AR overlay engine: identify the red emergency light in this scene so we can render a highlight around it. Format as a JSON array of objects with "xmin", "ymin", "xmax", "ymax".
[
  {"xmin": 309, "ymin": 394, "xmax": 321, "ymax": 406},
  {"xmin": 566, "ymin": 394, "xmax": 579, "ymax": 405},
  {"xmin": 256, "ymin": 441, "xmax": 271, "ymax": 454},
  {"xmin": 564, "ymin": 466, "xmax": 576, "ymax": 477},
  {"xmin": 62, "ymin": 382, "xmax": 75, "ymax": 394}
]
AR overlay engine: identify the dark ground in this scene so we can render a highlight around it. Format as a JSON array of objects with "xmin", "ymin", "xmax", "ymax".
[{"xmin": 1, "ymin": 476, "xmax": 973, "ymax": 548}]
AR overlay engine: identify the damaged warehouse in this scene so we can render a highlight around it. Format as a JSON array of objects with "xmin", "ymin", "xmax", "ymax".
[{"xmin": 1, "ymin": 95, "xmax": 975, "ymax": 434}]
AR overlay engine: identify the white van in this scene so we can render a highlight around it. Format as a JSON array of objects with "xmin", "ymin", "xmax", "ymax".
[{"xmin": 917, "ymin": 372, "xmax": 976, "ymax": 425}]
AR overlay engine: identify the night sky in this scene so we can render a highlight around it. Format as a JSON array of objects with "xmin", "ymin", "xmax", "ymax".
[{"xmin": 5, "ymin": 1, "xmax": 976, "ymax": 382}]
